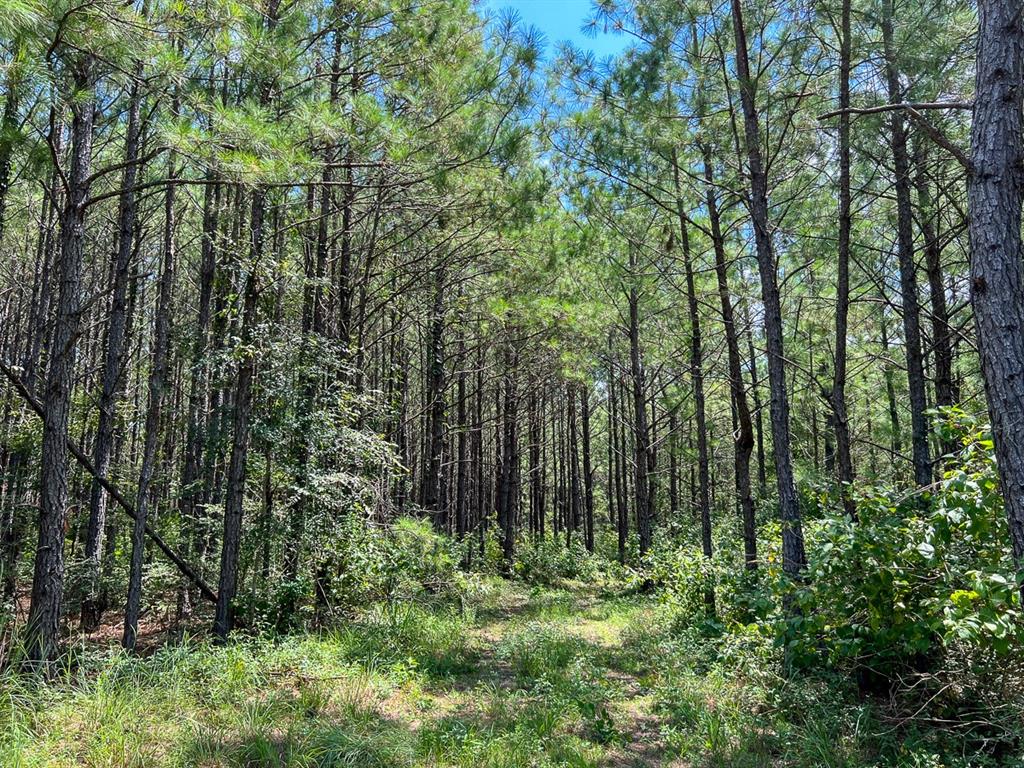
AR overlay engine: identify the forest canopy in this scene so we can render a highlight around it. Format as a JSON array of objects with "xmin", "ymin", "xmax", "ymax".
[{"xmin": 1, "ymin": 0, "xmax": 1023, "ymax": 765}]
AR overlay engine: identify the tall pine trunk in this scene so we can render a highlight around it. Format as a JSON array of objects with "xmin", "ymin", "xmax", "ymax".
[
  {"xmin": 729, "ymin": 0, "xmax": 807, "ymax": 578},
  {"xmin": 123, "ymin": 140, "xmax": 177, "ymax": 651},
  {"xmin": 831, "ymin": 0, "xmax": 857, "ymax": 518},
  {"xmin": 214, "ymin": 189, "xmax": 265, "ymax": 641},
  {"xmin": 677, "ymin": 207, "xmax": 715, "ymax": 613},
  {"xmin": 26, "ymin": 64, "xmax": 95, "ymax": 663},
  {"xmin": 81, "ymin": 74, "xmax": 143, "ymax": 630},
  {"xmin": 968, "ymin": 0, "xmax": 1024, "ymax": 602},
  {"xmin": 881, "ymin": 0, "xmax": 931, "ymax": 487},
  {"xmin": 693, "ymin": 147, "xmax": 757, "ymax": 567}
]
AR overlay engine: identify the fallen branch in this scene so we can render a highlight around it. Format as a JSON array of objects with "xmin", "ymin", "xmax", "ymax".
[{"xmin": 0, "ymin": 359, "xmax": 218, "ymax": 605}]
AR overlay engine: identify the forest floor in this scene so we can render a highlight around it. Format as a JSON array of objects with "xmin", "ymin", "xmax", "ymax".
[
  {"xmin": 2, "ymin": 576, "xmax": 924, "ymax": 767},
  {"xmin": 0, "ymin": 578, "xmax": 703, "ymax": 767}
]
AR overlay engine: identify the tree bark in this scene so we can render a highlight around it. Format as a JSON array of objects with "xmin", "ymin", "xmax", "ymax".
[
  {"xmin": 831, "ymin": 0, "xmax": 857, "ymax": 518},
  {"xmin": 882, "ymin": 0, "xmax": 932, "ymax": 487},
  {"xmin": 214, "ymin": 190, "xmax": 265, "ymax": 641},
  {"xmin": 421, "ymin": 264, "xmax": 447, "ymax": 530},
  {"xmin": 498, "ymin": 345, "xmax": 518, "ymax": 567},
  {"xmin": 81, "ymin": 74, "xmax": 143, "ymax": 631},
  {"xmin": 176, "ymin": 172, "xmax": 219, "ymax": 619},
  {"xmin": 967, "ymin": 0, "xmax": 1024, "ymax": 602},
  {"xmin": 677, "ymin": 206, "xmax": 715, "ymax": 612},
  {"xmin": 913, "ymin": 137, "xmax": 957, "ymax": 462},
  {"xmin": 729, "ymin": 0, "xmax": 807, "ymax": 577},
  {"xmin": 123, "ymin": 140, "xmax": 177, "ymax": 651},
  {"xmin": 694, "ymin": 146, "xmax": 757, "ymax": 567},
  {"xmin": 627, "ymin": 250, "xmax": 653, "ymax": 557},
  {"xmin": 26, "ymin": 66, "xmax": 94, "ymax": 663},
  {"xmin": 580, "ymin": 383, "xmax": 595, "ymax": 553}
]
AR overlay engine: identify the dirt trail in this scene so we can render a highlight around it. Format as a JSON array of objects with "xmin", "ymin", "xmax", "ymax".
[{"xmin": 462, "ymin": 585, "xmax": 670, "ymax": 767}]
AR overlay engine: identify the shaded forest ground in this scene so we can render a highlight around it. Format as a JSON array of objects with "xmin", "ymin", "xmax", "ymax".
[{"xmin": 1, "ymin": 574, "xmax": 989, "ymax": 768}]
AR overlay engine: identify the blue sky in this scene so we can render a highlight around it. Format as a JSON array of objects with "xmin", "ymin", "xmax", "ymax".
[{"xmin": 481, "ymin": 0, "xmax": 630, "ymax": 60}]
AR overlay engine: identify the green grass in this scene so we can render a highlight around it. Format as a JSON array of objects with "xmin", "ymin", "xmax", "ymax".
[{"xmin": 1, "ymin": 577, "xmax": 1017, "ymax": 767}]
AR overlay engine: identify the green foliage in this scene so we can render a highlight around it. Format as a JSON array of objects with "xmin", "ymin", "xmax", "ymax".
[
  {"xmin": 245, "ymin": 516, "xmax": 464, "ymax": 631},
  {"xmin": 785, "ymin": 414, "xmax": 1022, "ymax": 674},
  {"xmin": 329, "ymin": 516, "xmax": 464, "ymax": 608},
  {"xmin": 637, "ymin": 415, "xmax": 1024, "ymax": 764},
  {"xmin": 511, "ymin": 537, "xmax": 600, "ymax": 585}
]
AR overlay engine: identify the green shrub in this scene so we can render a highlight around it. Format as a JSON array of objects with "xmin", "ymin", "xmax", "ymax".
[
  {"xmin": 784, "ymin": 413, "xmax": 1022, "ymax": 678},
  {"xmin": 243, "ymin": 515, "xmax": 465, "ymax": 631},
  {"xmin": 512, "ymin": 537, "xmax": 600, "ymax": 585}
]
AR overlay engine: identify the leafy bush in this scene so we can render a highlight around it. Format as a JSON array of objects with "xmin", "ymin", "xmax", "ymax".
[
  {"xmin": 784, "ymin": 413, "xmax": 1023, "ymax": 678},
  {"xmin": 637, "ymin": 413, "xmax": 1024, "ymax": 763},
  {"xmin": 644, "ymin": 529, "xmax": 775, "ymax": 635},
  {"xmin": 243, "ymin": 515, "xmax": 464, "ymax": 631},
  {"xmin": 512, "ymin": 536, "xmax": 600, "ymax": 585}
]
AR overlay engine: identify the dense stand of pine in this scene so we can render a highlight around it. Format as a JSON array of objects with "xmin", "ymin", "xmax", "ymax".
[{"xmin": 0, "ymin": 0, "xmax": 1021, "ymax": 665}]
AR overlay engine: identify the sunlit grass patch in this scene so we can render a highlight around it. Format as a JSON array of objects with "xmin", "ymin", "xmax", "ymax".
[
  {"xmin": 418, "ymin": 684, "xmax": 605, "ymax": 768},
  {"xmin": 328, "ymin": 601, "xmax": 480, "ymax": 682},
  {"xmin": 496, "ymin": 622, "xmax": 589, "ymax": 684},
  {"xmin": 2, "ymin": 578, "xmax": 995, "ymax": 768}
]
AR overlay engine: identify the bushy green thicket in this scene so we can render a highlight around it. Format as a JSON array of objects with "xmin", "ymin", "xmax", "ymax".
[
  {"xmin": 642, "ymin": 414, "xmax": 1024, "ymax": 764},
  {"xmin": 509, "ymin": 537, "xmax": 603, "ymax": 585},
  {"xmin": 791, "ymin": 436, "xmax": 1020, "ymax": 661},
  {"xmin": 244, "ymin": 516, "xmax": 464, "ymax": 631}
]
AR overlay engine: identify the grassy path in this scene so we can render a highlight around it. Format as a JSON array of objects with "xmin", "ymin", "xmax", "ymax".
[
  {"xmin": 1, "ymin": 579, "xmax": 680, "ymax": 768},
  {"xmin": 4, "ymin": 576, "xmax": 984, "ymax": 767},
  {"xmin": 464, "ymin": 581, "xmax": 668, "ymax": 767}
]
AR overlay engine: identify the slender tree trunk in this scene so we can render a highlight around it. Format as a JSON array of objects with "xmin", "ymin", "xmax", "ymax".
[
  {"xmin": 668, "ymin": 410, "xmax": 679, "ymax": 516},
  {"xmin": 422, "ymin": 265, "xmax": 447, "ymax": 530},
  {"xmin": 913, "ymin": 138, "xmax": 957, "ymax": 461},
  {"xmin": 214, "ymin": 4, "xmax": 281, "ymax": 640},
  {"xmin": 528, "ymin": 391, "xmax": 540, "ymax": 538},
  {"xmin": 627, "ymin": 252, "xmax": 653, "ymax": 557},
  {"xmin": 124, "ymin": 142, "xmax": 177, "ymax": 651},
  {"xmin": 498, "ymin": 345, "xmax": 518, "ymax": 567},
  {"xmin": 693, "ymin": 146, "xmax": 757, "ymax": 567},
  {"xmin": 81, "ymin": 74, "xmax": 143, "ymax": 630},
  {"xmin": 729, "ymin": 0, "xmax": 807, "ymax": 577},
  {"xmin": 831, "ymin": 0, "xmax": 857, "ymax": 519},
  {"xmin": 677, "ymin": 207, "xmax": 715, "ymax": 611},
  {"xmin": 611, "ymin": 366, "xmax": 627, "ymax": 563},
  {"xmin": 176, "ymin": 173, "xmax": 219, "ymax": 619},
  {"xmin": 580, "ymin": 383, "xmax": 595, "ymax": 553},
  {"xmin": 456, "ymin": 331, "xmax": 469, "ymax": 539},
  {"xmin": 474, "ymin": 339, "xmax": 486, "ymax": 554},
  {"xmin": 260, "ymin": 453, "xmax": 273, "ymax": 584},
  {"xmin": 26, "ymin": 66, "xmax": 95, "ymax": 663},
  {"xmin": 882, "ymin": 0, "xmax": 931, "ymax": 487},
  {"xmin": 214, "ymin": 189, "xmax": 265, "ymax": 641},
  {"xmin": 567, "ymin": 384, "xmax": 580, "ymax": 546}
]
